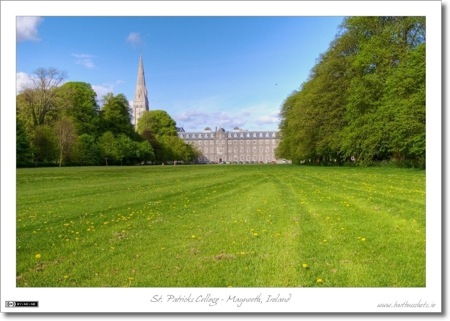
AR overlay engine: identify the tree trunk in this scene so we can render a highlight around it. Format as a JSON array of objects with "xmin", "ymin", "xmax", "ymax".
[{"xmin": 59, "ymin": 149, "xmax": 63, "ymax": 167}]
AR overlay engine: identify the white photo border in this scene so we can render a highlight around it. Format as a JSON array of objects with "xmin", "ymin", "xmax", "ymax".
[{"xmin": 1, "ymin": 0, "xmax": 442, "ymax": 314}]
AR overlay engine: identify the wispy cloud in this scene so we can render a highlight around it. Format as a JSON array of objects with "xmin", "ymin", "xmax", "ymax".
[
  {"xmin": 171, "ymin": 95, "xmax": 280, "ymax": 131},
  {"xmin": 16, "ymin": 16, "xmax": 43, "ymax": 42},
  {"xmin": 176, "ymin": 110, "xmax": 250, "ymax": 131},
  {"xmin": 126, "ymin": 32, "xmax": 143, "ymax": 48},
  {"xmin": 72, "ymin": 53, "xmax": 96, "ymax": 69}
]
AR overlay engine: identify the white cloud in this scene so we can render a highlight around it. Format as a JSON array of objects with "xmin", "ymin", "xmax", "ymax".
[
  {"xmin": 72, "ymin": 53, "xmax": 96, "ymax": 69},
  {"xmin": 92, "ymin": 80, "xmax": 125, "ymax": 106},
  {"xmin": 16, "ymin": 72, "xmax": 35, "ymax": 94},
  {"xmin": 255, "ymin": 110, "xmax": 280, "ymax": 126},
  {"xmin": 126, "ymin": 32, "xmax": 143, "ymax": 48},
  {"xmin": 92, "ymin": 84, "xmax": 114, "ymax": 103},
  {"xmin": 16, "ymin": 16, "xmax": 43, "ymax": 42}
]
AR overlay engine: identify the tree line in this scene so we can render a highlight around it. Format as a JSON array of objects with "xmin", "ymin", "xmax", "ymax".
[
  {"xmin": 275, "ymin": 17, "xmax": 425, "ymax": 167},
  {"xmin": 16, "ymin": 70, "xmax": 199, "ymax": 167}
]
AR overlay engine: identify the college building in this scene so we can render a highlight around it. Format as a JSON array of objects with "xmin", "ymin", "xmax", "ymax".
[
  {"xmin": 133, "ymin": 55, "xmax": 282, "ymax": 164},
  {"xmin": 177, "ymin": 127, "xmax": 281, "ymax": 164}
]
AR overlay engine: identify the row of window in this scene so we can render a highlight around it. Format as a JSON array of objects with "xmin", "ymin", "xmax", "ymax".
[
  {"xmin": 192, "ymin": 139, "xmax": 277, "ymax": 146},
  {"xmin": 179, "ymin": 131, "xmax": 277, "ymax": 139},
  {"xmin": 199, "ymin": 147, "xmax": 275, "ymax": 154},
  {"xmin": 199, "ymin": 155, "xmax": 275, "ymax": 162}
]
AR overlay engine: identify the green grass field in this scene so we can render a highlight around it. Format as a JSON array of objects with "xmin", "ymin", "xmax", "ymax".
[{"xmin": 16, "ymin": 164, "xmax": 425, "ymax": 287}]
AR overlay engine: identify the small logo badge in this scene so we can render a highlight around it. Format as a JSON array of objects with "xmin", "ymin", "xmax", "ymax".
[{"xmin": 5, "ymin": 301, "xmax": 38, "ymax": 308}]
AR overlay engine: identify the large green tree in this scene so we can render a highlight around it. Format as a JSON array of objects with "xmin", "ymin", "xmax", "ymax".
[
  {"xmin": 98, "ymin": 131, "xmax": 116, "ymax": 166},
  {"xmin": 137, "ymin": 110, "xmax": 181, "ymax": 163},
  {"xmin": 74, "ymin": 134, "xmax": 100, "ymax": 166},
  {"xmin": 30, "ymin": 125, "xmax": 58, "ymax": 165},
  {"xmin": 339, "ymin": 17, "xmax": 425, "ymax": 163},
  {"xmin": 115, "ymin": 133, "xmax": 135, "ymax": 165},
  {"xmin": 380, "ymin": 43, "xmax": 425, "ymax": 165},
  {"xmin": 16, "ymin": 67, "xmax": 67, "ymax": 130},
  {"xmin": 277, "ymin": 16, "xmax": 426, "ymax": 167},
  {"xmin": 101, "ymin": 93, "xmax": 134, "ymax": 137},
  {"xmin": 137, "ymin": 110, "xmax": 178, "ymax": 137},
  {"xmin": 56, "ymin": 82, "xmax": 100, "ymax": 137},
  {"xmin": 136, "ymin": 140, "xmax": 155, "ymax": 164},
  {"xmin": 16, "ymin": 117, "xmax": 32, "ymax": 166},
  {"xmin": 55, "ymin": 117, "xmax": 77, "ymax": 167}
]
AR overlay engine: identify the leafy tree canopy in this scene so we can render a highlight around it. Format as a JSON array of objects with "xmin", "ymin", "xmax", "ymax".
[{"xmin": 137, "ymin": 110, "xmax": 178, "ymax": 138}]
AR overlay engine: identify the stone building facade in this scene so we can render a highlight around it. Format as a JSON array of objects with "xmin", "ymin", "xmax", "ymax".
[{"xmin": 178, "ymin": 127, "xmax": 281, "ymax": 164}]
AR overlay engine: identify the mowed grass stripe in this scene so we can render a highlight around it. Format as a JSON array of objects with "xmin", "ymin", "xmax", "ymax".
[
  {"xmin": 281, "ymin": 167, "xmax": 425, "ymax": 286},
  {"xmin": 16, "ymin": 165, "xmax": 425, "ymax": 287}
]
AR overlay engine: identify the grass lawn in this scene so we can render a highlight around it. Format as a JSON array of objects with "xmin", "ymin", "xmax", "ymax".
[{"xmin": 16, "ymin": 164, "xmax": 425, "ymax": 287}]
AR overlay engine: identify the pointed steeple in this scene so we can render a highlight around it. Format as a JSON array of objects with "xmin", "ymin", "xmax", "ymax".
[{"xmin": 133, "ymin": 53, "xmax": 149, "ymax": 130}]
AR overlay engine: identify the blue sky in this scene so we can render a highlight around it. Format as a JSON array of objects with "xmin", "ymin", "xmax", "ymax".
[{"xmin": 17, "ymin": 16, "xmax": 344, "ymax": 132}]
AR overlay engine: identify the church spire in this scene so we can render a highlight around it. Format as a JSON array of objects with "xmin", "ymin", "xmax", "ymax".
[{"xmin": 133, "ymin": 53, "xmax": 149, "ymax": 130}]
